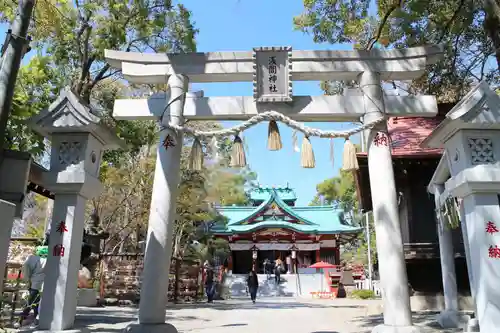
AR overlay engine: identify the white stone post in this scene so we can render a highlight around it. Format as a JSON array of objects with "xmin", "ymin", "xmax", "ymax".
[
  {"xmin": 39, "ymin": 194, "xmax": 88, "ymax": 331},
  {"xmin": 360, "ymin": 71, "xmax": 416, "ymax": 333},
  {"xmin": 129, "ymin": 74, "xmax": 187, "ymax": 333},
  {"xmin": 462, "ymin": 192, "xmax": 500, "ymax": 332},
  {"xmin": 432, "ymin": 185, "xmax": 465, "ymax": 328}
]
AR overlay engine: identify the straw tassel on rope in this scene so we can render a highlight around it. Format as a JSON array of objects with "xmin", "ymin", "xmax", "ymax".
[
  {"xmin": 188, "ymin": 138, "xmax": 204, "ymax": 170},
  {"xmin": 300, "ymin": 136, "xmax": 315, "ymax": 168},
  {"xmin": 341, "ymin": 137, "xmax": 359, "ymax": 171},
  {"xmin": 267, "ymin": 120, "xmax": 283, "ymax": 151},
  {"xmin": 230, "ymin": 134, "xmax": 247, "ymax": 167}
]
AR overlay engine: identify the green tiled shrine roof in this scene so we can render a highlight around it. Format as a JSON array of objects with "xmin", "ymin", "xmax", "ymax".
[{"xmin": 211, "ymin": 187, "xmax": 362, "ymax": 235}]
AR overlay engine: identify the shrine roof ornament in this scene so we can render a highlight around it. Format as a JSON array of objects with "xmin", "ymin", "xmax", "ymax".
[
  {"xmin": 421, "ymin": 81, "xmax": 500, "ymax": 149},
  {"xmin": 105, "ymin": 45, "xmax": 443, "ymax": 84},
  {"xmin": 249, "ymin": 185, "xmax": 297, "ymax": 202}
]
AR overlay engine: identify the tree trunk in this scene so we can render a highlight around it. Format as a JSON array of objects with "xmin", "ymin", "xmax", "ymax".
[
  {"xmin": 173, "ymin": 230, "xmax": 183, "ymax": 258},
  {"xmin": 484, "ymin": 0, "xmax": 500, "ymax": 71}
]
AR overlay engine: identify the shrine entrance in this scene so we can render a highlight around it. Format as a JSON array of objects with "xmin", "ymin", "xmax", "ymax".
[
  {"xmin": 92, "ymin": 45, "xmax": 446, "ymax": 333},
  {"xmin": 232, "ymin": 250, "xmax": 288, "ymax": 274},
  {"xmin": 232, "ymin": 250, "xmax": 253, "ymax": 274}
]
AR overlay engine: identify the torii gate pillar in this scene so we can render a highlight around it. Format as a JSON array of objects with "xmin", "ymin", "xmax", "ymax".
[
  {"xmin": 361, "ymin": 71, "xmax": 416, "ymax": 333},
  {"xmin": 126, "ymin": 74, "xmax": 188, "ymax": 333}
]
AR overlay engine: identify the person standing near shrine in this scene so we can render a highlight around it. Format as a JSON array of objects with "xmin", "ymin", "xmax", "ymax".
[
  {"xmin": 204, "ymin": 264, "xmax": 215, "ymax": 303},
  {"xmin": 17, "ymin": 246, "xmax": 48, "ymax": 328},
  {"xmin": 263, "ymin": 258, "xmax": 272, "ymax": 279},
  {"xmin": 274, "ymin": 258, "xmax": 283, "ymax": 283},
  {"xmin": 247, "ymin": 266, "xmax": 259, "ymax": 304},
  {"xmin": 286, "ymin": 255, "xmax": 292, "ymax": 274}
]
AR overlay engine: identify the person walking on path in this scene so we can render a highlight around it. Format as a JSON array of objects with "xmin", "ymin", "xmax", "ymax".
[
  {"xmin": 204, "ymin": 264, "xmax": 216, "ymax": 303},
  {"xmin": 247, "ymin": 266, "xmax": 259, "ymax": 304},
  {"xmin": 263, "ymin": 258, "xmax": 272, "ymax": 280},
  {"xmin": 17, "ymin": 246, "xmax": 48, "ymax": 328},
  {"xmin": 217, "ymin": 267, "xmax": 228, "ymax": 300},
  {"xmin": 274, "ymin": 258, "xmax": 283, "ymax": 284}
]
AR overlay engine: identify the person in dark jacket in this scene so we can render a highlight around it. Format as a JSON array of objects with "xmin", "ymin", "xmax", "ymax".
[
  {"xmin": 247, "ymin": 267, "xmax": 259, "ymax": 304},
  {"xmin": 263, "ymin": 258, "xmax": 272, "ymax": 280},
  {"xmin": 205, "ymin": 266, "xmax": 215, "ymax": 303}
]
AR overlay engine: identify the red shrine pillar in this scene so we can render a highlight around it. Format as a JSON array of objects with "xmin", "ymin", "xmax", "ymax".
[{"xmin": 315, "ymin": 249, "xmax": 321, "ymax": 263}]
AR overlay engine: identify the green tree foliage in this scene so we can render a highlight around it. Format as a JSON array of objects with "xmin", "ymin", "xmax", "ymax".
[
  {"xmin": 311, "ymin": 171, "xmax": 357, "ymax": 214},
  {"xmin": 19, "ymin": 193, "xmax": 50, "ymax": 239},
  {"xmin": 0, "ymin": 0, "xmax": 197, "ymax": 161},
  {"xmin": 174, "ymin": 130, "xmax": 257, "ymax": 259},
  {"xmin": 294, "ymin": 0, "xmax": 499, "ymax": 101},
  {"xmin": 7, "ymin": 57, "xmax": 63, "ymax": 157},
  {"xmin": 310, "ymin": 170, "xmax": 377, "ymax": 266},
  {"xmin": 0, "ymin": 0, "xmax": 197, "ymax": 101},
  {"xmin": 0, "ymin": 1, "xmax": 254, "ymax": 261},
  {"xmin": 91, "ymin": 147, "xmax": 156, "ymax": 253},
  {"xmin": 93, "ymin": 120, "xmax": 257, "ymax": 258}
]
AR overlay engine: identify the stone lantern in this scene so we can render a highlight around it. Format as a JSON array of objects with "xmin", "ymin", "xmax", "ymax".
[
  {"xmin": 29, "ymin": 87, "xmax": 124, "ymax": 331},
  {"xmin": 423, "ymin": 81, "xmax": 500, "ymax": 332}
]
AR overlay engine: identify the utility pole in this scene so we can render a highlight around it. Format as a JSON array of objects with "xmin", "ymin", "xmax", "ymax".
[{"xmin": 0, "ymin": 0, "xmax": 35, "ymax": 156}]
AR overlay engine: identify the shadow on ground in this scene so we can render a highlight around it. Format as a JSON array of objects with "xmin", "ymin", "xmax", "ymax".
[
  {"xmin": 352, "ymin": 311, "xmax": 462, "ymax": 333},
  {"xmin": 74, "ymin": 307, "xmax": 209, "ymax": 332},
  {"xmin": 168, "ymin": 300, "xmax": 362, "ymax": 311}
]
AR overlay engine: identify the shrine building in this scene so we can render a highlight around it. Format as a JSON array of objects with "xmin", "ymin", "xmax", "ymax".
[
  {"xmin": 356, "ymin": 105, "xmax": 470, "ymax": 294},
  {"xmin": 211, "ymin": 185, "xmax": 362, "ymax": 274}
]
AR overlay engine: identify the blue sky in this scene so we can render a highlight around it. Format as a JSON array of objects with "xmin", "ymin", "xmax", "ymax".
[
  {"xmin": 179, "ymin": 0, "xmax": 361, "ymax": 205},
  {"xmin": 1, "ymin": 0, "xmax": 364, "ymax": 206}
]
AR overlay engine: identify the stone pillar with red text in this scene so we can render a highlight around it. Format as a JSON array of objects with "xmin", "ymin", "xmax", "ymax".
[
  {"xmin": 40, "ymin": 193, "xmax": 88, "ymax": 330},
  {"xmin": 461, "ymin": 192, "xmax": 500, "ymax": 332}
]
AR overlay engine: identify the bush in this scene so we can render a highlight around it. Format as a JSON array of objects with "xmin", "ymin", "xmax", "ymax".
[{"xmin": 350, "ymin": 289, "xmax": 377, "ymax": 299}]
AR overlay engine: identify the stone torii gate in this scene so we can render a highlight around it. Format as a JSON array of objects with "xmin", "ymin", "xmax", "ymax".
[{"xmin": 106, "ymin": 45, "xmax": 443, "ymax": 333}]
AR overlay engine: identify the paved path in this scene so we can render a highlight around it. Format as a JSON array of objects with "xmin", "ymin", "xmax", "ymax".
[{"xmin": 74, "ymin": 298, "xmax": 461, "ymax": 333}]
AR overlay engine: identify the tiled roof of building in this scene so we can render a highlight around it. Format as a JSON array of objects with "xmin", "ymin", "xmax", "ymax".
[
  {"xmin": 211, "ymin": 188, "xmax": 361, "ymax": 235},
  {"xmin": 387, "ymin": 116, "xmax": 444, "ymax": 157},
  {"xmin": 357, "ymin": 103, "xmax": 453, "ymax": 158}
]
